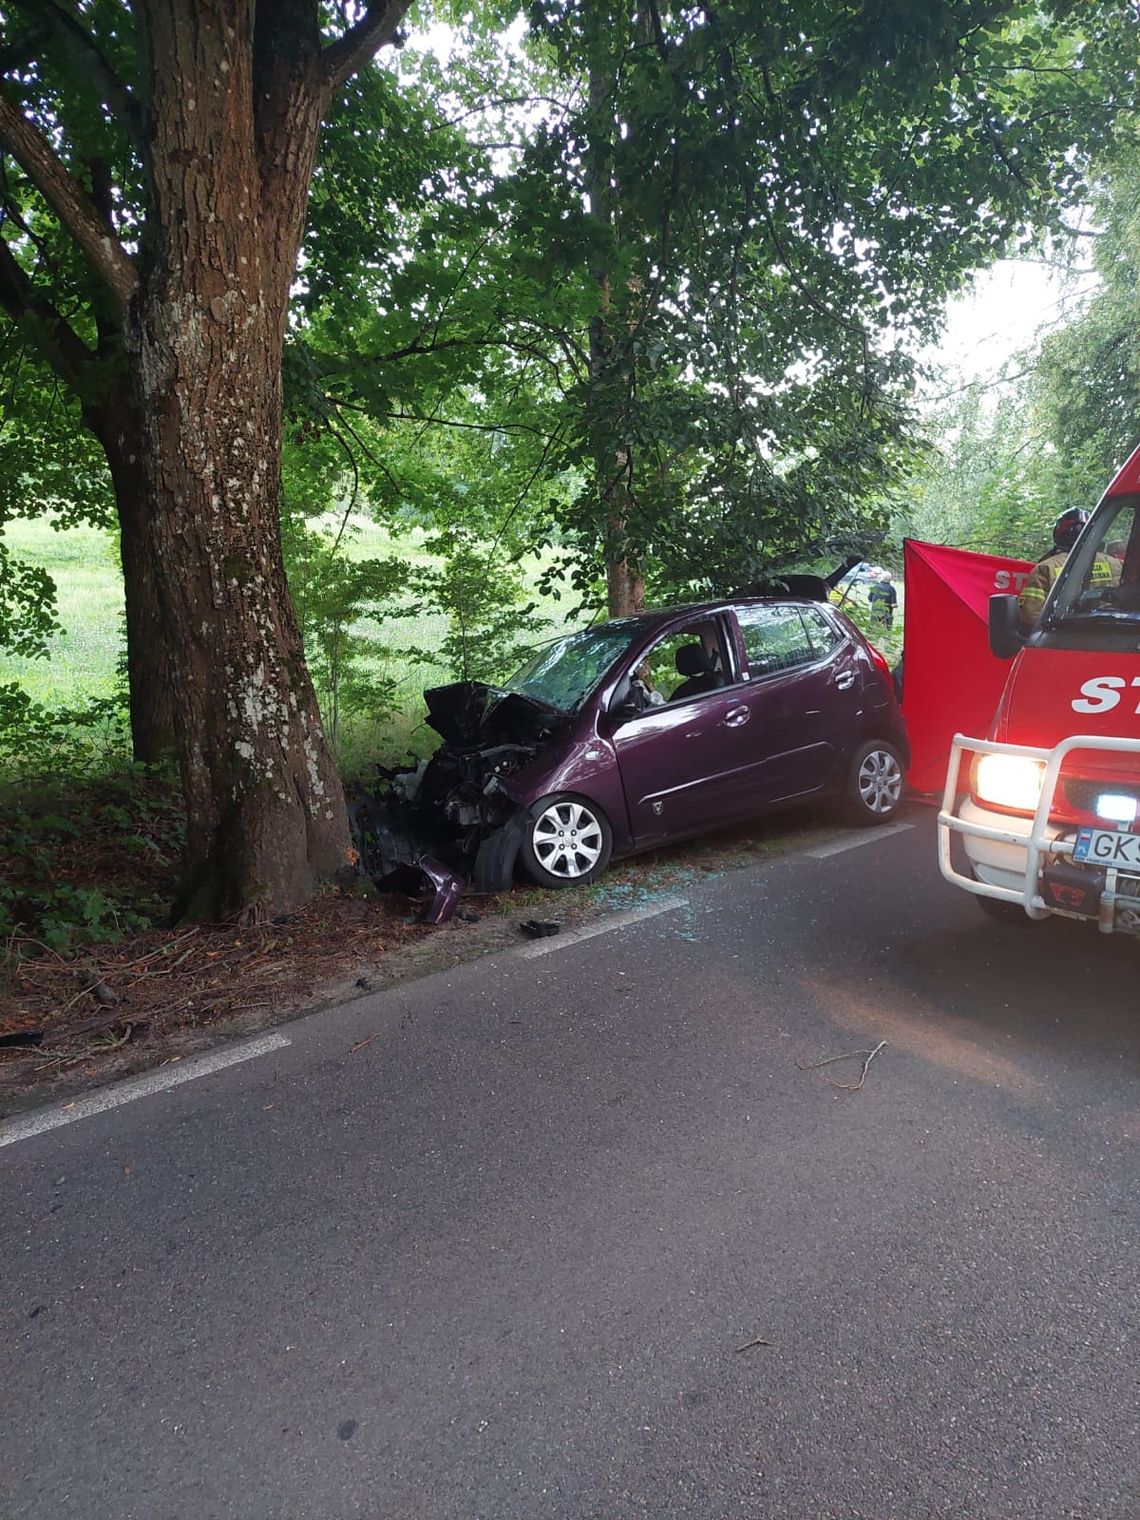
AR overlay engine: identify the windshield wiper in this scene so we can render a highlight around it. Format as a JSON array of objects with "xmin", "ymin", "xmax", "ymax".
[{"xmin": 1052, "ymin": 611, "xmax": 1140, "ymax": 628}]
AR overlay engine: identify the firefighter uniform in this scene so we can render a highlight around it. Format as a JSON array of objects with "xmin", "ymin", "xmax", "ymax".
[{"xmin": 1017, "ymin": 549, "xmax": 1118, "ymax": 631}]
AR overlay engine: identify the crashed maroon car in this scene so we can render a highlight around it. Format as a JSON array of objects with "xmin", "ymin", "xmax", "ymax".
[{"xmin": 349, "ymin": 597, "xmax": 908, "ymax": 919}]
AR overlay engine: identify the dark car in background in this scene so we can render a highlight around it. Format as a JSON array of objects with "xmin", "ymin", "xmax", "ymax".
[{"xmin": 352, "ymin": 597, "xmax": 909, "ymax": 911}]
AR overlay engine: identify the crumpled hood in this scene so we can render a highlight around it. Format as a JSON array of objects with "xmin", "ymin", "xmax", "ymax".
[
  {"xmin": 424, "ymin": 681, "xmax": 563, "ymax": 747},
  {"xmin": 348, "ymin": 682, "xmax": 565, "ymax": 922}
]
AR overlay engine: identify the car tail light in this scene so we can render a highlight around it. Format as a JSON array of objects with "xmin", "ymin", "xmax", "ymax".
[{"xmin": 866, "ymin": 642, "xmax": 891, "ymax": 681}]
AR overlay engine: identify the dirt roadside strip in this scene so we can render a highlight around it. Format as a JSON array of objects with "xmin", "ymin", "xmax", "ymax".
[{"xmin": 0, "ymin": 811, "xmax": 908, "ymax": 1120}]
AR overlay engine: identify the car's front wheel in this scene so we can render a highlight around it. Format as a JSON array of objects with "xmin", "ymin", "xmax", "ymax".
[
  {"xmin": 843, "ymin": 739, "xmax": 905, "ymax": 824},
  {"xmin": 519, "ymin": 794, "xmax": 613, "ymax": 888}
]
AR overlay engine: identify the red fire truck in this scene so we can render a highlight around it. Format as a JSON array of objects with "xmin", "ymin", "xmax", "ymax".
[{"xmin": 939, "ymin": 443, "xmax": 1140, "ymax": 935}]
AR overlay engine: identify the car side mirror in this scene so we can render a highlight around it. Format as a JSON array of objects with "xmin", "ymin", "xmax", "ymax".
[
  {"xmin": 607, "ymin": 675, "xmax": 639, "ymax": 723},
  {"xmin": 610, "ymin": 698, "xmax": 641, "ymax": 723},
  {"xmin": 989, "ymin": 594, "xmax": 1023, "ymax": 660}
]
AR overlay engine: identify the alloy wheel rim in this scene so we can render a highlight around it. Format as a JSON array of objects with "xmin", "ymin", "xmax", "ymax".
[
  {"xmin": 532, "ymin": 801, "xmax": 604, "ymax": 878},
  {"xmin": 858, "ymin": 750, "xmax": 903, "ymax": 814}
]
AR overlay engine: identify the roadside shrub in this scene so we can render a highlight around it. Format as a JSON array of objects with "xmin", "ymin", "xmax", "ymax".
[
  {"xmin": 0, "ymin": 770, "xmax": 184, "ymax": 954},
  {"xmin": 408, "ymin": 531, "xmax": 549, "ymax": 685},
  {"xmin": 283, "ymin": 516, "xmax": 408, "ymax": 758},
  {"xmin": 0, "ymin": 686, "xmax": 132, "ymax": 782}
]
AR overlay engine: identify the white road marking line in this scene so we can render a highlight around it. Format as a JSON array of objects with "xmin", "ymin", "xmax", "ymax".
[
  {"xmin": 517, "ymin": 896, "xmax": 688, "ymax": 958},
  {"xmin": 805, "ymin": 821, "xmax": 913, "ymax": 859},
  {"xmin": 0, "ymin": 1032, "xmax": 291, "ymax": 1149}
]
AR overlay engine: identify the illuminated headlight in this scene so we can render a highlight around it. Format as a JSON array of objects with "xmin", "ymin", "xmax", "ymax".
[
  {"xmin": 973, "ymin": 754, "xmax": 1046, "ymax": 812},
  {"xmin": 1096, "ymin": 793, "xmax": 1139, "ymax": 823}
]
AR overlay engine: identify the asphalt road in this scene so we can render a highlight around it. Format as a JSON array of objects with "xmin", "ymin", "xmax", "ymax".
[{"xmin": 2, "ymin": 812, "xmax": 1137, "ymax": 1520}]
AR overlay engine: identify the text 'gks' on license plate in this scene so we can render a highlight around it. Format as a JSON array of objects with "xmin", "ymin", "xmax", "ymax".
[{"xmin": 1073, "ymin": 828, "xmax": 1140, "ymax": 868}]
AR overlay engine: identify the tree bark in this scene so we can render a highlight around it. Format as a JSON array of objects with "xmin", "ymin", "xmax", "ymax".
[
  {"xmin": 588, "ymin": 314, "xmax": 645, "ymax": 618},
  {"xmin": 124, "ymin": 0, "xmax": 351, "ymax": 918},
  {"xmin": 86, "ymin": 401, "xmax": 177, "ymax": 764},
  {"xmin": 605, "ymin": 534, "xmax": 646, "ymax": 618},
  {"xmin": 585, "ymin": 59, "xmax": 645, "ymax": 620}
]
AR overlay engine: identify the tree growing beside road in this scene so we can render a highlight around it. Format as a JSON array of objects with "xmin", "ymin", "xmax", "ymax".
[
  {"xmin": 507, "ymin": 0, "xmax": 1140, "ymax": 610},
  {"xmin": 0, "ymin": 1, "xmax": 416, "ymax": 918}
]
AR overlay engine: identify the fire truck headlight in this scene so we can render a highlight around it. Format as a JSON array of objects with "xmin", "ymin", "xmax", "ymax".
[
  {"xmin": 972, "ymin": 754, "xmax": 1046, "ymax": 813},
  {"xmin": 1096, "ymin": 793, "xmax": 1138, "ymax": 823}
]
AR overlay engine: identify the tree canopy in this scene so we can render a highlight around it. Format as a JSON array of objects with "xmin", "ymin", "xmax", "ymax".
[{"xmin": 901, "ymin": 132, "xmax": 1140, "ymax": 561}]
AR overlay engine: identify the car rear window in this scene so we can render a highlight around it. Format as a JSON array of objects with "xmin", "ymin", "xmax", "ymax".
[
  {"xmin": 737, "ymin": 605, "xmax": 816, "ymax": 676},
  {"xmin": 800, "ymin": 606, "xmax": 844, "ymax": 657}
]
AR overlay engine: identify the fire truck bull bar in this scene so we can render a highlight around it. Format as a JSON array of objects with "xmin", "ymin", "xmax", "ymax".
[{"xmin": 938, "ymin": 732, "xmax": 1140, "ymax": 932}]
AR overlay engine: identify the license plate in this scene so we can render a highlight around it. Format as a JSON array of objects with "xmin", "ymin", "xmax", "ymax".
[{"xmin": 1073, "ymin": 828, "xmax": 1140, "ymax": 868}]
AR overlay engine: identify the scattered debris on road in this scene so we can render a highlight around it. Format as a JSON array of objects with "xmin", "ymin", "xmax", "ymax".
[{"xmin": 519, "ymin": 919, "xmax": 561, "ymax": 939}]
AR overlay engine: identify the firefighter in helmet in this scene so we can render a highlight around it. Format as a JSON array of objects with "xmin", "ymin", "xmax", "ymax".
[{"xmin": 1017, "ymin": 508, "xmax": 1118, "ymax": 632}]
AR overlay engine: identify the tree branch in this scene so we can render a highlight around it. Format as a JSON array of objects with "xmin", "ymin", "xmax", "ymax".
[
  {"xmin": 926, "ymin": 367, "xmax": 1034, "ymax": 403},
  {"xmin": 0, "ymin": 17, "xmax": 50, "ymax": 76},
  {"xmin": 318, "ymin": 0, "xmax": 415, "ymax": 102},
  {"xmin": 313, "ymin": 332, "xmax": 496, "ymax": 377},
  {"xmin": 17, "ymin": 0, "xmax": 146, "ymax": 159},
  {"xmin": 326, "ymin": 405, "xmax": 405, "ymax": 500},
  {"xmin": 645, "ymin": 0, "xmax": 669, "ymax": 57},
  {"xmin": 758, "ymin": 201, "xmax": 865, "ymax": 339},
  {"xmin": 330, "ymin": 399, "xmax": 558, "ymax": 441},
  {"xmin": 489, "ymin": 421, "xmax": 567, "ymax": 562},
  {"xmin": 428, "ymin": 95, "xmax": 571, "ymax": 132},
  {"xmin": 0, "ymin": 233, "xmax": 97, "ymax": 392},
  {"xmin": 978, "ymin": 110, "xmax": 1033, "ymax": 201},
  {"xmin": 85, "ymin": 157, "xmax": 127, "ymax": 358},
  {"xmin": 0, "ymin": 165, "xmax": 61, "ymax": 279},
  {"xmin": 0, "ymin": 90, "xmax": 137, "ymax": 307}
]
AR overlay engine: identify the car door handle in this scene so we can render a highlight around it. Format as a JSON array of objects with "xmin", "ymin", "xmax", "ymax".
[
  {"xmin": 835, "ymin": 672, "xmax": 856, "ymax": 690},
  {"xmin": 724, "ymin": 705, "xmax": 751, "ymax": 727}
]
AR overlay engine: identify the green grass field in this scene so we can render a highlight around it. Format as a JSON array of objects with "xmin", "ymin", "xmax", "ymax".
[{"xmin": 1, "ymin": 515, "xmax": 126, "ymax": 709}]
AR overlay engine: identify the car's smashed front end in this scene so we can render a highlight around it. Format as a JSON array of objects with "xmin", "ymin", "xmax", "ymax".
[{"xmin": 347, "ymin": 681, "xmax": 564, "ymax": 921}]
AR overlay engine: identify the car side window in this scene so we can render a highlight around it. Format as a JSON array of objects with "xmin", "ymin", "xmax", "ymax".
[
  {"xmin": 737, "ymin": 605, "xmax": 816, "ymax": 677},
  {"xmin": 638, "ymin": 619, "xmax": 732, "ymax": 704},
  {"xmin": 800, "ymin": 606, "xmax": 844, "ymax": 658}
]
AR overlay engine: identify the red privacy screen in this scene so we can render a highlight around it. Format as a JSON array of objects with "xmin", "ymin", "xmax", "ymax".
[{"xmin": 902, "ymin": 540, "xmax": 1034, "ymax": 794}]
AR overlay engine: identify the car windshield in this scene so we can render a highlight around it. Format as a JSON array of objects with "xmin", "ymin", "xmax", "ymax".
[
  {"xmin": 505, "ymin": 621, "xmax": 641, "ymax": 712},
  {"xmin": 1050, "ymin": 496, "xmax": 1140, "ymax": 626}
]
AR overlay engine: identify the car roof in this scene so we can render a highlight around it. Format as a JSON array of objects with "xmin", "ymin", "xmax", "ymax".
[{"xmin": 610, "ymin": 596, "xmax": 831, "ymax": 630}]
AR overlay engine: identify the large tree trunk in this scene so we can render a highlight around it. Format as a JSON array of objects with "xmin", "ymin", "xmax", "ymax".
[
  {"xmin": 586, "ymin": 59, "xmax": 645, "ymax": 620},
  {"xmin": 0, "ymin": 0, "xmax": 415, "ymax": 920},
  {"xmin": 126, "ymin": 0, "xmax": 351, "ymax": 919},
  {"xmin": 86, "ymin": 400, "xmax": 177, "ymax": 764},
  {"xmin": 605, "ymin": 535, "xmax": 645, "ymax": 618},
  {"xmin": 588, "ymin": 316, "xmax": 645, "ymax": 618}
]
